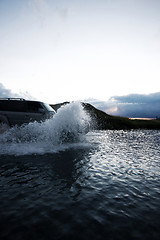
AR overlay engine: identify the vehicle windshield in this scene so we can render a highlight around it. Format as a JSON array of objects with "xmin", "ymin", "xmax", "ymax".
[{"xmin": 42, "ymin": 103, "xmax": 55, "ymax": 112}]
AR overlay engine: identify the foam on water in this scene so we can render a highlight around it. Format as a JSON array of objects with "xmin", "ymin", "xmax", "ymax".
[{"xmin": 0, "ymin": 102, "xmax": 90, "ymax": 155}]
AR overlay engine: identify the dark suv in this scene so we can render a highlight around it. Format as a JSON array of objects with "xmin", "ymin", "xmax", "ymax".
[{"xmin": 0, "ymin": 98, "xmax": 56, "ymax": 128}]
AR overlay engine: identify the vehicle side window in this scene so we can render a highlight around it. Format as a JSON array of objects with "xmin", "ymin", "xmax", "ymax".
[
  {"xmin": 26, "ymin": 102, "xmax": 44, "ymax": 113},
  {"xmin": 0, "ymin": 101, "xmax": 27, "ymax": 112}
]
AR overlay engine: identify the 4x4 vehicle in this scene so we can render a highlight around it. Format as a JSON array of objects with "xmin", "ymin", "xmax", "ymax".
[{"xmin": 0, "ymin": 98, "xmax": 56, "ymax": 128}]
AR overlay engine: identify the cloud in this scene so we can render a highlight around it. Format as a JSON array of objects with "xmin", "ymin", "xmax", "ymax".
[
  {"xmin": 1, "ymin": 83, "xmax": 159, "ymax": 118},
  {"xmin": 110, "ymin": 93, "xmax": 160, "ymax": 118},
  {"xmin": 0, "ymin": 83, "xmax": 18, "ymax": 98},
  {"xmin": 85, "ymin": 93, "xmax": 160, "ymax": 118},
  {"xmin": 0, "ymin": 83, "xmax": 34, "ymax": 100}
]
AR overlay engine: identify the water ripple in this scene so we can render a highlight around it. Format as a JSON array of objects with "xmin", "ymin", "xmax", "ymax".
[{"xmin": 0, "ymin": 130, "xmax": 160, "ymax": 239}]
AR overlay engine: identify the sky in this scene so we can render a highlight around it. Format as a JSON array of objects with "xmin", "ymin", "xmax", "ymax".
[{"xmin": 0, "ymin": 0, "xmax": 160, "ymax": 117}]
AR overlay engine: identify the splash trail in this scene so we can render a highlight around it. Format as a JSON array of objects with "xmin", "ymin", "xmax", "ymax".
[{"xmin": 0, "ymin": 102, "xmax": 90, "ymax": 155}]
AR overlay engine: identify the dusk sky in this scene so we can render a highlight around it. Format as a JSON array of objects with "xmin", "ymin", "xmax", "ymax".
[{"xmin": 0, "ymin": 0, "xmax": 160, "ymax": 116}]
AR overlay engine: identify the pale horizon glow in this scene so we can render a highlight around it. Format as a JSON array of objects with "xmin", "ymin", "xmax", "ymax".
[{"xmin": 0, "ymin": 0, "xmax": 160, "ymax": 104}]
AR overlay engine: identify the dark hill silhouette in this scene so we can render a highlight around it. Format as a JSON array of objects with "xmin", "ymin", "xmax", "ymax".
[{"xmin": 50, "ymin": 102, "xmax": 160, "ymax": 130}]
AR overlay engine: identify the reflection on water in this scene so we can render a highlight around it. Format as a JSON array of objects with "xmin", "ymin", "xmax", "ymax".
[{"xmin": 0, "ymin": 130, "xmax": 160, "ymax": 240}]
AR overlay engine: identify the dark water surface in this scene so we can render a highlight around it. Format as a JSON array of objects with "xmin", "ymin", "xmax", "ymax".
[{"xmin": 0, "ymin": 130, "xmax": 160, "ymax": 240}]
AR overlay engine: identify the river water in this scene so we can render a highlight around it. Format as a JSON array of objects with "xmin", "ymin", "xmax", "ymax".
[{"xmin": 0, "ymin": 103, "xmax": 160, "ymax": 240}]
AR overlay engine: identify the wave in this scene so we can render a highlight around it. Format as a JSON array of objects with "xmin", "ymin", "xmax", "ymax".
[{"xmin": 0, "ymin": 102, "xmax": 90, "ymax": 155}]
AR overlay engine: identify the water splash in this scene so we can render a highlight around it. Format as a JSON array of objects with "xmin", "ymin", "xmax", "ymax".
[{"xmin": 0, "ymin": 102, "xmax": 90, "ymax": 155}]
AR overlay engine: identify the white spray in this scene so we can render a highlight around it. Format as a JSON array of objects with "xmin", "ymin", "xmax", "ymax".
[{"xmin": 0, "ymin": 102, "xmax": 90, "ymax": 155}]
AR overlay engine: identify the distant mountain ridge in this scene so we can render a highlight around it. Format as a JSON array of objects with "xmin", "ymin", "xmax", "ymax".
[{"xmin": 50, "ymin": 102, "xmax": 160, "ymax": 130}]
